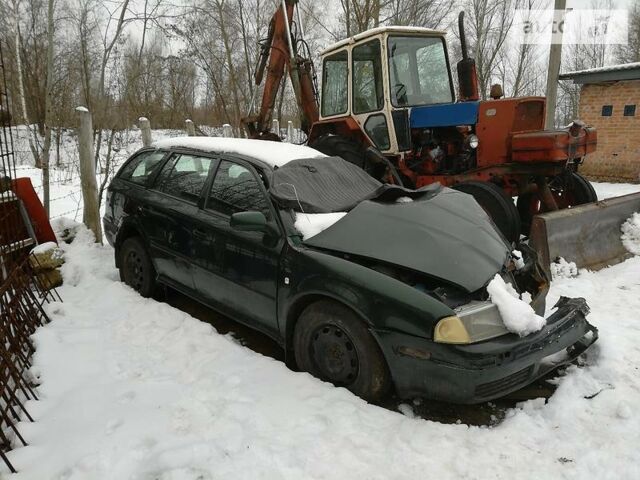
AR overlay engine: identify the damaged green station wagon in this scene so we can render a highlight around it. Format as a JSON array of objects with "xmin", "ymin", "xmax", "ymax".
[{"xmin": 103, "ymin": 137, "xmax": 597, "ymax": 404}]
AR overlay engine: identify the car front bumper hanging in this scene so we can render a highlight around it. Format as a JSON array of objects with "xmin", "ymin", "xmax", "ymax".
[{"xmin": 374, "ymin": 296, "xmax": 598, "ymax": 404}]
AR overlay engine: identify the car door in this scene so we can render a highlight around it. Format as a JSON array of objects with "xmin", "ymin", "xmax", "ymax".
[
  {"xmin": 105, "ymin": 149, "xmax": 168, "ymax": 244},
  {"xmin": 142, "ymin": 152, "xmax": 215, "ymax": 291},
  {"xmin": 190, "ymin": 158, "xmax": 284, "ymax": 336}
]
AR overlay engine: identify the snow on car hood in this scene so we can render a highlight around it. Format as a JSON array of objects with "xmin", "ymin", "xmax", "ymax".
[{"xmin": 303, "ymin": 187, "xmax": 511, "ymax": 292}]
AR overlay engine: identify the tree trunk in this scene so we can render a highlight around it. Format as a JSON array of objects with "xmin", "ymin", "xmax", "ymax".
[
  {"xmin": 98, "ymin": 128, "xmax": 116, "ymax": 210},
  {"xmin": 216, "ymin": 0, "xmax": 242, "ymax": 129},
  {"xmin": 41, "ymin": 0, "xmax": 55, "ymax": 217}
]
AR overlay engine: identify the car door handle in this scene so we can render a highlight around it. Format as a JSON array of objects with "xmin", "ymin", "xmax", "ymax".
[{"xmin": 193, "ymin": 228, "xmax": 208, "ymax": 239}]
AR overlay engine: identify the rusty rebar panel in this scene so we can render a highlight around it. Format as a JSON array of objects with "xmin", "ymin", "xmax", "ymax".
[{"xmin": 0, "ymin": 40, "xmax": 58, "ymax": 474}]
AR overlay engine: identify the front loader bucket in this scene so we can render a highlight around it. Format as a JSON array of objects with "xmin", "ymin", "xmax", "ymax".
[{"xmin": 530, "ymin": 192, "xmax": 640, "ymax": 274}]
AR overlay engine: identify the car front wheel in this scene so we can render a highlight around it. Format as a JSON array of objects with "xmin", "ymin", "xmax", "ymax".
[
  {"xmin": 119, "ymin": 237, "xmax": 157, "ymax": 297},
  {"xmin": 293, "ymin": 300, "xmax": 391, "ymax": 402}
]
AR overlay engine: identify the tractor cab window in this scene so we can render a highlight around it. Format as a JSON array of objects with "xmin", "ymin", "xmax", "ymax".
[
  {"xmin": 388, "ymin": 36, "xmax": 453, "ymax": 107},
  {"xmin": 322, "ymin": 50, "xmax": 348, "ymax": 117},
  {"xmin": 352, "ymin": 40, "xmax": 384, "ymax": 114}
]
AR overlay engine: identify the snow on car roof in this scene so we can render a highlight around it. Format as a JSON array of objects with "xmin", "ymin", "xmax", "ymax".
[{"xmin": 152, "ymin": 136, "xmax": 326, "ymax": 168}]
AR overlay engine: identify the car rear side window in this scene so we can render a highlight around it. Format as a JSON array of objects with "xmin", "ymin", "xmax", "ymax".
[
  {"xmin": 118, "ymin": 151, "xmax": 166, "ymax": 185},
  {"xmin": 207, "ymin": 160, "xmax": 271, "ymax": 218},
  {"xmin": 154, "ymin": 153, "xmax": 213, "ymax": 203}
]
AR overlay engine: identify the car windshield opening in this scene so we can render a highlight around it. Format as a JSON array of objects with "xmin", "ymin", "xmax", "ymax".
[
  {"xmin": 270, "ymin": 157, "xmax": 383, "ymax": 213},
  {"xmin": 388, "ymin": 36, "xmax": 453, "ymax": 107}
]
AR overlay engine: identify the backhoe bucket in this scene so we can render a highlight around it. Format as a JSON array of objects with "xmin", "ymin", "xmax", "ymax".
[{"xmin": 530, "ymin": 192, "xmax": 640, "ymax": 274}]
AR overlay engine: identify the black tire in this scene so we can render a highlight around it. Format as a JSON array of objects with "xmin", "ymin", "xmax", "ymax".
[
  {"xmin": 293, "ymin": 300, "xmax": 391, "ymax": 402},
  {"xmin": 572, "ymin": 172, "xmax": 598, "ymax": 203},
  {"xmin": 309, "ymin": 134, "xmax": 367, "ymax": 169},
  {"xmin": 517, "ymin": 172, "xmax": 598, "ymax": 234},
  {"xmin": 118, "ymin": 237, "xmax": 157, "ymax": 297},
  {"xmin": 453, "ymin": 181, "xmax": 521, "ymax": 244}
]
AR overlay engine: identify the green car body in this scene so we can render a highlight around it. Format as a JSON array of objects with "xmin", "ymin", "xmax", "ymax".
[{"xmin": 104, "ymin": 138, "xmax": 597, "ymax": 404}]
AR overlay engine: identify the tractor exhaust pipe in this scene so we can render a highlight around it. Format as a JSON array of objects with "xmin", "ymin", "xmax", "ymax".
[{"xmin": 456, "ymin": 11, "xmax": 480, "ymax": 102}]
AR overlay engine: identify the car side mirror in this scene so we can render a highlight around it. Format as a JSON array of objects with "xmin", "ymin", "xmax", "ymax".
[{"xmin": 230, "ymin": 211, "xmax": 276, "ymax": 235}]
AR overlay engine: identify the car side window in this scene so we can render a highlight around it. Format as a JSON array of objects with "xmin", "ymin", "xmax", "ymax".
[
  {"xmin": 118, "ymin": 150, "xmax": 166, "ymax": 185},
  {"xmin": 154, "ymin": 153, "xmax": 213, "ymax": 203},
  {"xmin": 207, "ymin": 160, "xmax": 271, "ymax": 218}
]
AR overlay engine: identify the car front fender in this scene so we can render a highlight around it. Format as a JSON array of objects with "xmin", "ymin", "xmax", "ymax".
[{"xmin": 281, "ymin": 248, "xmax": 455, "ymax": 341}]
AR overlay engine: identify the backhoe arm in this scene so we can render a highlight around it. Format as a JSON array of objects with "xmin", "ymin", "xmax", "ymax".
[{"xmin": 243, "ymin": 0, "xmax": 318, "ymax": 139}]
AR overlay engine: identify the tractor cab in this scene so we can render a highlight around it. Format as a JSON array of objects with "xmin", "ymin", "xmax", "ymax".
[{"xmin": 316, "ymin": 27, "xmax": 457, "ymax": 155}]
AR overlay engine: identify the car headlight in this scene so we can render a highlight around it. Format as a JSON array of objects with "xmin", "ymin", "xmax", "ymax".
[
  {"xmin": 466, "ymin": 134, "xmax": 479, "ymax": 149},
  {"xmin": 434, "ymin": 316, "xmax": 471, "ymax": 344},
  {"xmin": 435, "ymin": 301, "xmax": 509, "ymax": 344}
]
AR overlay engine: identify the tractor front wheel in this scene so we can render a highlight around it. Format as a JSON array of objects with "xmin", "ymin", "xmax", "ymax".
[
  {"xmin": 517, "ymin": 172, "xmax": 597, "ymax": 234},
  {"xmin": 453, "ymin": 181, "xmax": 521, "ymax": 244}
]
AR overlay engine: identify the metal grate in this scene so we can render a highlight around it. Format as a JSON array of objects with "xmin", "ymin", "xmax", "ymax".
[{"xmin": 0, "ymin": 40, "xmax": 56, "ymax": 474}]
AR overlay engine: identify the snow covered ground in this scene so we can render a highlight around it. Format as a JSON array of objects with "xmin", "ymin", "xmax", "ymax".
[
  {"xmin": 4, "ymin": 217, "xmax": 640, "ymax": 479},
  {"xmin": 3, "ymin": 128, "xmax": 640, "ymax": 479},
  {"xmin": 593, "ymin": 182, "xmax": 640, "ymax": 199}
]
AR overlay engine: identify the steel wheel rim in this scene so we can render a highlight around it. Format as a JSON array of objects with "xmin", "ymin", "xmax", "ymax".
[
  {"xmin": 310, "ymin": 324, "xmax": 359, "ymax": 385},
  {"xmin": 526, "ymin": 178, "xmax": 579, "ymax": 217},
  {"xmin": 125, "ymin": 250, "xmax": 144, "ymax": 290}
]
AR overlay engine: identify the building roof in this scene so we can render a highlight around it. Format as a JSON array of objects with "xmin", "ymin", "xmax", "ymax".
[
  {"xmin": 321, "ymin": 26, "xmax": 446, "ymax": 55},
  {"xmin": 152, "ymin": 137, "xmax": 325, "ymax": 168},
  {"xmin": 559, "ymin": 62, "xmax": 640, "ymax": 84}
]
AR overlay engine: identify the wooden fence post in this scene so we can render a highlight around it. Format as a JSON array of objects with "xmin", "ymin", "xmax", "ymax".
[
  {"xmin": 185, "ymin": 119, "xmax": 195, "ymax": 136},
  {"xmin": 76, "ymin": 106, "xmax": 102, "ymax": 243},
  {"xmin": 139, "ymin": 117, "xmax": 152, "ymax": 146},
  {"xmin": 272, "ymin": 119, "xmax": 280, "ymax": 137}
]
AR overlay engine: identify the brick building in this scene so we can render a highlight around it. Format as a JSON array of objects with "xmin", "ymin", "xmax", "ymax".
[{"xmin": 560, "ymin": 63, "xmax": 640, "ymax": 182}]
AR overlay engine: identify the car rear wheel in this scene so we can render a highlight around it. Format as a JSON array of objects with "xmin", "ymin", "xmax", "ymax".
[
  {"xmin": 119, "ymin": 237, "xmax": 157, "ymax": 297},
  {"xmin": 293, "ymin": 300, "xmax": 391, "ymax": 402},
  {"xmin": 453, "ymin": 181, "xmax": 521, "ymax": 244}
]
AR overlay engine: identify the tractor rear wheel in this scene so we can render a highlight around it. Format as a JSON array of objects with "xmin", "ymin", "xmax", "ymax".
[
  {"xmin": 453, "ymin": 181, "xmax": 521, "ymax": 244},
  {"xmin": 309, "ymin": 133, "xmax": 366, "ymax": 168},
  {"xmin": 309, "ymin": 134, "xmax": 390, "ymax": 181},
  {"xmin": 517, "ymin": 172, "xmax": 598, "ymax": 234}
]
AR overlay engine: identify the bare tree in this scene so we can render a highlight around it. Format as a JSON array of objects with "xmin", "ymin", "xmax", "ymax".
[
  {"xmin": 11, "ymin": 0, "xmax": 43, "ymax": 166},
  {"xmin": 615, "ymin": 3, "xmax": 639, "ymax": 63},
  {"xmin": 384, "ymin": 0, "xmax": 454, "ymax": 28},
  {"xmin": 464, "ymin": 0, "xmax": 517, "ymax": 100},
  {"xmin": 41, "ymin": 0, "xmax": 55, "ymax": 214}
]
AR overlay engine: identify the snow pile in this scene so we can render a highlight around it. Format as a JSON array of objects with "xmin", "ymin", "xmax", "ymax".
[
  {"xmin": 621, "ymin": 212, "xmax": 640, "ymax": 256},
  {"xmin": 294, "ymin": 212, "xmax": 347, "ymax": 240},
  {"xmin": 31, "ymin": 241, "xmax": 58, "ymax": 255},
  {"xmin": 550, "ymin": 257, "xmax": 579, "ymax": 279},
  {"xmin": 5, "ymin": 225, "xmax": 640, "ymax": 479},
  {"xmin": 486, "ymin": 274, "xmax": 546, "ymax": 336}
]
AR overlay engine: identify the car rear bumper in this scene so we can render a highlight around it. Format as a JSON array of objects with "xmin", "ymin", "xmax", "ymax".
[
  {"xmin": 374, "ymin": 297, "xmax": 597, "ymax": 404},
  {"xmin": 103, "ymin": 217, "xmax": 116, "ymax": 247}
]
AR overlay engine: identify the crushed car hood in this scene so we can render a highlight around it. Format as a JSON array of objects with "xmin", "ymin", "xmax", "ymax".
[{"xmin": 303, "ymin": 187, "xmax": 510, "ymax": 292}]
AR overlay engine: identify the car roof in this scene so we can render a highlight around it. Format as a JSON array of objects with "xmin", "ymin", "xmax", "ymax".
[{"xmin": 152, "ymin": 136, "xmax": 326, "ymax": 169}]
